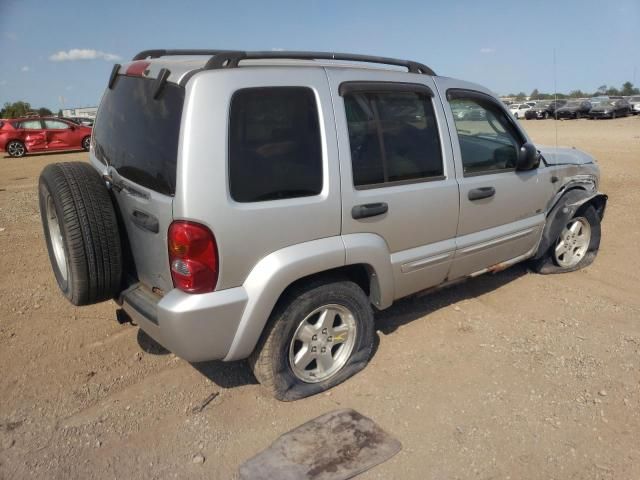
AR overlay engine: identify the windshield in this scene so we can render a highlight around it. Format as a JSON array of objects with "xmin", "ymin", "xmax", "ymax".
[
  {"xmin": 630, "ymin": 96, "xmax": 640, "ymax": 102},
  {"xmin": 93, "ymin": 75, "xmax": 185, "ymax": 195},
  {"xmin": 598, "ymin": 100, "xmax": 615, "ymax": 107},
  {"xmin": 565, "ymin": 101, "xmax": 581, "ymax": 107}
]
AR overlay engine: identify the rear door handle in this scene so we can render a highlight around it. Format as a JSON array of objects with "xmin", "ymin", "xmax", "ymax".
[
  {"xmin": 352, "ymin": 202, "xmax": 388, "ymax": 219},
  {"xmin": 131, "ymin": 209, "xmax": 159, "ymax": 233},
  {"xmin": 468, "ymin": 187, "xmax": 496, "ymax": 201}
]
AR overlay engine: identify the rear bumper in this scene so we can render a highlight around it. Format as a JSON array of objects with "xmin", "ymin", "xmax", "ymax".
[{"xmin": 121, "ymin": 283, "xmax": 248, "ymax": 362}]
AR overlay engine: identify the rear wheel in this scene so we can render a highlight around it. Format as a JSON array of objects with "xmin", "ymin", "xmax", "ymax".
[
  {"xmin": 6, "ymin": 140, "xmax": 26, "ymax": 158},
  {"xmin": 575, "ymin": 112, "xmax": 581, "ymax": 119},
  {"xmin": 249, "ymin": 279, "xmax": 375, "ymax": 401},
  {"xmin": 543, "ymin": 112, "xmax": 549, "ymax": 119},
  {"xmin": 39, "ymin": 162, "xmax": 122, "ymax": 305},
  {"xmin": 82, "ymin": 136, "xmax": 91, "ymax": 151}
]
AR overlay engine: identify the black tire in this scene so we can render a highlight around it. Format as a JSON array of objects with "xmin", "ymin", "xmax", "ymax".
[
  {"xmin": 6, "ymin": 140, "xmax": 26, "ymax": 158},
  {"xmin": 544, "ymin": 112, "xmax": 549, "ymax": 119},
  {"xmin": 612, "ymin": 111, "xmax": 617, "ymax": 119},
  {"xmin": 530, "ymin": 205, "xmax": 601, "ymax": 274},
  {"xmin": 575, "ymin": 112, "xmax": 581, "ymax": 119},
  {"xmin": 38, "ymin": 162, "xmax": 122, "ymax": 305},
  {"xmin": 82, "ymin": 136, "xmax": 91, "ymax": 152},
  {"xmin": 249, "ymin": 279, "xmax": 375, "ymax": 401}
]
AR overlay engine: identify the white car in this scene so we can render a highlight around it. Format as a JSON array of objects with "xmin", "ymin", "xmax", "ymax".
[{"xmin": 509, "ymin": 103, "xmax": 532, "ymax": 119}]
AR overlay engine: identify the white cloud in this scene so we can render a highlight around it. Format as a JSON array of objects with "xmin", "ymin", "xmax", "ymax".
[
  {"xmin": 480, "ymin": 47, "xmax": 495, "ymax": 54},
  {"xmin": 49, "ymin": 49, "xmax": 121, "ymax": 62},
  {"xmin": 21, "ymin": 66, "xmax": 30, "ymax": 72}
]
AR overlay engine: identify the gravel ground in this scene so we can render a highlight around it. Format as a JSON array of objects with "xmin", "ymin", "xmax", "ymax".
[{"xmin": 1, "ymin": 117, "xmax": 639, "ymax": 479}]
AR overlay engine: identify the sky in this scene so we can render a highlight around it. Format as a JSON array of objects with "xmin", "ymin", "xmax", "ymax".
[{"xmin": 1, "ymin": 0, "xmax": 639, "ymax": 111}]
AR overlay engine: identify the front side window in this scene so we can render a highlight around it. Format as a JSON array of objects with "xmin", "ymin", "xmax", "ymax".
[
  {"xmin": 449, "ymin": 93, "xmax": 524, "ymax": 175},
  {"xmin": 344, "ymin": 90, "xmax": 443, "ymax": 188},
  {"xmin": 19, "ymin": 120, "xmax": 42, "ymax": 129},
  {"xmin": 229, "ymin": 87, "xmax": 322, "ymax": 203},
  {"xmin": 43, "ymin": 120, "xmax": 69, "ymax": 130}
]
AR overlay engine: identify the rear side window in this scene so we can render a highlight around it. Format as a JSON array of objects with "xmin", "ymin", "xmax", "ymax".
[
  {"xmin": 229, "ymin": 87, "xmax": 322, "ymax": 203},
  {"xmin": 343, "ymin": 90, "xmax": 443, "ymax": 188},
  {"xmin": 93, "ymin": 75, "xmax": 185, "ymax": 195},
  {"xmin": 43, "ymin": 120, "xmax": 70, "ymax": 129}
]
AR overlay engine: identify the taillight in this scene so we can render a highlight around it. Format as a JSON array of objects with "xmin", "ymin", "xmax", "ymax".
[{"xmin": 168, "ymin": 221, "xmax": 218, "ymax": 294}]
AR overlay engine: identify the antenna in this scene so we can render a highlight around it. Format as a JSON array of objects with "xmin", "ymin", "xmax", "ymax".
[{"xmin": 553, "ymin": 47, "xmax": 558, "ymax": 150}]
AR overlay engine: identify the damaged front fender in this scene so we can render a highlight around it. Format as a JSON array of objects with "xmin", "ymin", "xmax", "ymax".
[{"xmin": 534, "ymin": 189, "xmax": 608, "ymax": 260}]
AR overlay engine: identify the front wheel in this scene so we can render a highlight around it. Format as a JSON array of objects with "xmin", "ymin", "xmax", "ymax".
[
  {"xmin": 6, "ymin": 140, "xmax": 26, "ymax": 158},
  {"xmin": 543, "ymin": 112, "xmax": 549, "ymax": 119},
  {"xmin": 82, "ymin": 136, "xmax": 91, "ymax": 151},
  {"xmin": 530, "ymin": 205, "xmax": 601, "ymax": 274},
  {"xmin": 249, "ymin": 279, "xmax": 375, "ymax": 401},
  {"xmin": 575, "ymin": 112, "xmax": 581, "ymax": 119}
]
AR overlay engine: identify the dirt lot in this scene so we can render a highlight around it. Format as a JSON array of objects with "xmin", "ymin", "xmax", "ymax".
[{"xmin": 1, "ymin": 117, "xmax": 639, "ymax": 479}]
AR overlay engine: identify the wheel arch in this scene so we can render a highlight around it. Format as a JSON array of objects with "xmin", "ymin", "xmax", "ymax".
[
  {"xmin": 534, "ymin": 188, "xmax": 607, "ymax": 260},
  {"xmin": 223, "ymin": 234, "xmax": 394, "ymax": 361}
]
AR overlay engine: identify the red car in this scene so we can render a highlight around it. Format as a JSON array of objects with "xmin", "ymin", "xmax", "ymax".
[{"xmin": 0, "ymin": 117, "xmax": 92, "ymax": 158}]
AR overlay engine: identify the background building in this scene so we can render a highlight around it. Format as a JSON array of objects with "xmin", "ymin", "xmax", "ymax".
[{"xmin": 62, "ymin": 107, "xmax": 98, "ymax": 118}]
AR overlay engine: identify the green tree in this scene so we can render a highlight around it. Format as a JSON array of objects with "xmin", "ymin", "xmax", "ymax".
[
  {"xmin": 621, "ymin": 81, "xmax": 639, "ymax": 96},
  {"xmin": 606, "ymin": 86, "xmax": 620, "ymax": 96},
  {"xmin": 57, "ymin": 109, "xmax": 63, "ymax": 117},
  {"xmin": 515, "ymin": 91, "xmax": 527, "ymax": 101},
  {"xmin": 529, "ymin": 88, "xmax": 540, "ymax": 100},
  {"xmin": 0, "ymin": 101, "xmax": 32, "ymax": 118},
  {"xmin": 596, "ymin": 85, "xmax": 607, "ymax": 95},
  {"xmin": 37, "ymin": 107, "xmax": 53, "ymax": 116}
]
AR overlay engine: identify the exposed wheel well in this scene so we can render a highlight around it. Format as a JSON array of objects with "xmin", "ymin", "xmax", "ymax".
[{"xmin": 277, "ymin": 264, "xmax": 375, "ymax": 308}]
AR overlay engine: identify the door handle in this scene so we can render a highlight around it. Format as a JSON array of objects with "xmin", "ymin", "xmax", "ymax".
[
  {"xmin": 468, "ymin": 187, "xmax": 496, "ymax": 201},
  {"xmin": 352, "ymin": 202, "xmax": 388, "ymax": 219},
  {"xmin": 131, "ymin": 209, "xmax": 159, "ymax": 233}
]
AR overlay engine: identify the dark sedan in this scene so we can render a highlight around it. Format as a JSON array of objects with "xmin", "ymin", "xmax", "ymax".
[
  {"xmin": 555, "ymin": 100, "xmax": 592, "ymax": 119},
  {"xmin": 524, "ymin": 102, "xmax": 552, "ymax": 119},
  {"xmin": 589, "ymin": 99, "xmax": 631, "ymax": 119}
]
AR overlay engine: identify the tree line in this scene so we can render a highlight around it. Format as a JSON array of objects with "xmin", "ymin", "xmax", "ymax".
[
  {"xmin": 0, "ymin": 101, "xmax": 64, "ymax": 119},
  {"xmin": 507, "ymin": 81, "xmax": 640, "ymax": 101}
]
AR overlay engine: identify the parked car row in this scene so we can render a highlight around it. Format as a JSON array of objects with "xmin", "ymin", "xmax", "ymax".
[
  {"xmin": 0, "ymin": 116, "xmax": 92, "ymax": 157},
  {"xmin": 510, "ymin": 96, "xmax": 637, "ymax": 120}
]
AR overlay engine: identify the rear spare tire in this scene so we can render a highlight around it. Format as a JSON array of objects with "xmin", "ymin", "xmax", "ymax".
[{"xmin": 39, "ymin": 162, "xmax": 122, "ymax": 305}]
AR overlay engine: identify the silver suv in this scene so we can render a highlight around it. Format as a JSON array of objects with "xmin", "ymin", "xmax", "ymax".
[{"xmin": 38, "ymin": 50, "xmax": 607, "ymax": 400}]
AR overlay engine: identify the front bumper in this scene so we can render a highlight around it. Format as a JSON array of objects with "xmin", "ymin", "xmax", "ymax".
[
  {"xmin": 525, "ymin": 111, "xmax": 548, "ymax": 119},
  {"xmin": 121, "ymin": 283, "xmax": 248, "ymax": 362},
  {"xmin": 590, "ymin": 111, "xmax": 612, "ymax": 119}
]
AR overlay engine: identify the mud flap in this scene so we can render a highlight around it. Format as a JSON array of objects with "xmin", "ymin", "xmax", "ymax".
[{"xmin": 239, "ymin": 409, "xmax": 401, "ymax": 480}]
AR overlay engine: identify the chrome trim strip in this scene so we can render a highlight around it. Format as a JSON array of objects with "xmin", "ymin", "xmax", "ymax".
[
  {"xmin": 401, "ymin": 251, "xmax": 453, "ymax": 273},
  {"xmin": 460, "ymin": 228, "xmax": 534, "ymax": 255}
]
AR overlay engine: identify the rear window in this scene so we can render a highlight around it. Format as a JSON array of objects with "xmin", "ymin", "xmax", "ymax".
[
  {"xmin": 229, "ymin": 87, "xmax": 322, "ymax": 202},
  {"xmin": 93, "ymin": 75, "xmax": 185, "ymax": 195}
]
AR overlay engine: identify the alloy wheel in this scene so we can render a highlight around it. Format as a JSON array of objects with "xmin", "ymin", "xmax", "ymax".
[
  {"xmin": 554, "ymin": 217, "xmax": 591, "ymax": 268},
  {"xmin": 288, "ymin": 304, "xmax": 357, "ymax": 383}
]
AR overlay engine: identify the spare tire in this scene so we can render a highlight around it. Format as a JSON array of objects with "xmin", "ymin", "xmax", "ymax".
[{"xmin": 39, "ymin": 162, "xmax": 122, "ymax": 305}]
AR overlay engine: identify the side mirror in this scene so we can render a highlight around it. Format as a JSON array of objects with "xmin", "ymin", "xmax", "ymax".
[
  {"xmin": 69, "ymin": 124, "xmax": 75, "ymax": 131},
  {"xmin": 516, "ymin": 142, "xmax": 539, "ymax": 170}
]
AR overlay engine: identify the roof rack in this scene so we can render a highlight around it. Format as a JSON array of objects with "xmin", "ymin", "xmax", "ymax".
[{"xmin": 131, "ymin": 49, "xmax": 436, "ymax": 75}]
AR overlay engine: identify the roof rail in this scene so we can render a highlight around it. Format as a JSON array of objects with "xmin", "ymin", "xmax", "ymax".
[{"xmin": 131, "ymin": 49, "xmax": 436, "ymax": 75}]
